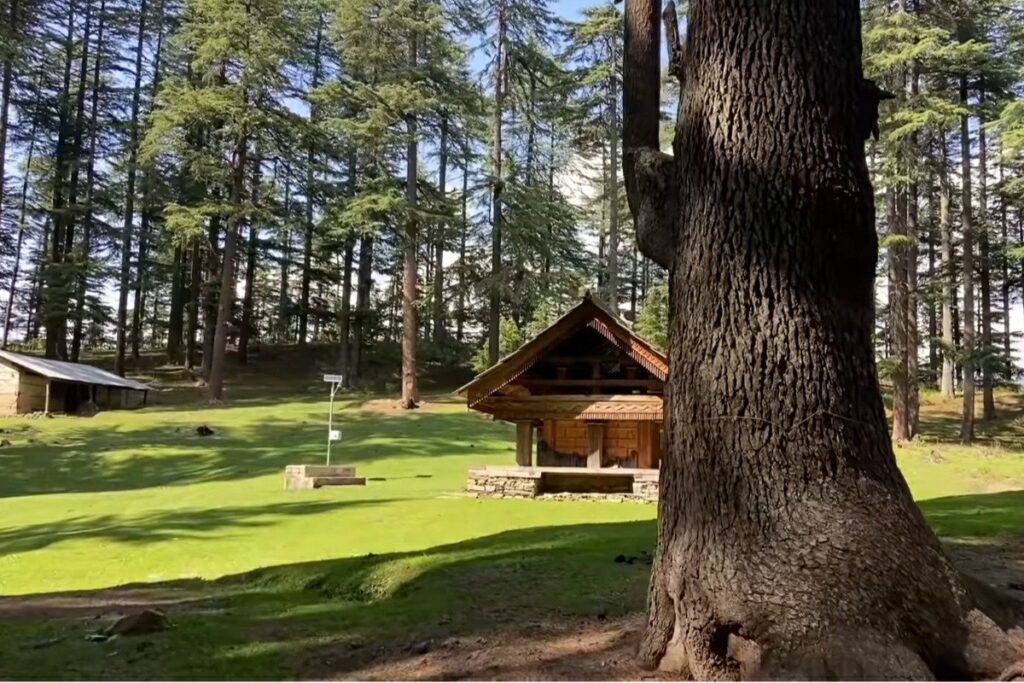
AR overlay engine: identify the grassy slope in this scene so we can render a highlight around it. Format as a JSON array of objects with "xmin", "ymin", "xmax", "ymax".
[{"xmin": 0, "ymin": 376, "xmax": 1022, "ymax": 679}]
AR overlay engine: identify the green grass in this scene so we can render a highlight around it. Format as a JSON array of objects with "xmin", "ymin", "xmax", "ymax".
[{"xmin": 0, "ymin": 379, "xmax": 1022, "ymax": 679}]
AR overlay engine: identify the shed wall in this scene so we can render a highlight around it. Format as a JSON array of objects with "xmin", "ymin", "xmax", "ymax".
[{"xmin": 0, "ymin": 364, "xmax": 19, "ymax": 415}]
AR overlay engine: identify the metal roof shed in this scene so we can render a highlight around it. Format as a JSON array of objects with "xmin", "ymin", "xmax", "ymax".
[{"xmin": 0, "ymin": 350, "xmax": 150, "ymax": 415}]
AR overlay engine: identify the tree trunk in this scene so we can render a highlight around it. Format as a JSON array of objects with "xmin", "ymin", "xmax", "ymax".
[
  {"xmin": 1000, "ymin": 161, "xmax": 1011, "ymax": 377},
  {"xmin": 607, "ymin": 62, "xmax": 620, "ymax": 307},
  {"xmin": 0, "ymin": 0, "xmax": 16, "ymax": 259},
  {"xmin": 114, "ymin": 0, "xmax": 148, "ymax": 375},
  {"xmin": 185, "ymin": 238, "xmax": 201, "ymax": 370},
  {"xmin": 457, "ymin": 154, "xmax": 469, "ymax": 343},
  {"xmin": 239, "ymin": 155, "xmax": 260, "ymax": 365},
  {"xmin": 298, "ymin": 14, "xmax": 324, "ymax": 347},
  {"xmin": 890, "ymin": 183, "xmax": 911, "ymax": 443},
  {"xmin": 167, "ymin": 244, "xmax": 185, "ymax": 362},
  {"xmin": 3, "ymin": 84, "xmax": 39, "ymax": 348},
  {"xmin": 400, "ymin": 21, "xmax": 419, "ymax": 410},
  {"xmin": 45, "ymin": 0, "xmax": 78, "ymax": 360},
  {"xmin": 201, "ymin": 213, "xmax": 222, "ymax": 381},
  {"xmin": 488, "ymin": 0, "xmax": 506, "ymax": 365},
  {"xmin": 432, "ymin": 114, "xmax": 448, "ymax": 343},
  {"xmin": 625, "ymin": 1, "xmax": 1017, "ymax": 678},
  {"xmin": 351, "ymin": 234, "xmax": 373, "ymax": 382},
  {"xmin": 208, "ymin": 136, "xmax": 248, "ymax": 400},
  {"xmin": 278, "ymin": 170, "xmax": 291, "ymax": 341},
  {"xmin": 70, "ymin": 0, "xmax": 106, "ymax": 362},
  {"xmin": 960, "ymin": 76, "xmax": 976, "ymax": 442},
  {"xmin": 940, "ymin": 130, "xmax": 955, "ymax": 398},
  {"xmin": 978, "ymin": 99, "xmax": 995, "ymax": 420},
  {"xmin": 338, "ymin": 239, "xmax": 353, "ymax": 384}
]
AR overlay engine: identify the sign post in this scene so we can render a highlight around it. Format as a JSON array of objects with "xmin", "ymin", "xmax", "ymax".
[{"xmin": 323, "ymin": 374, "xmax": 345, "ymax": 465}]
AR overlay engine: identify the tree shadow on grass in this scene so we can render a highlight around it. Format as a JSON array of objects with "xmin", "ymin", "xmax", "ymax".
[
  {"xmin": 0, "ymin": 410, "xmax": 509, "ymax": 498},
  {"xmin": 0, "ymin": 499, "xmax": 400, "ymax": 555},
  {"xmin": 918, "ymin": 490, "xmax": 1024, "ymax": 539},
  {"xmin": 0, "ymin": 520, "xmax": 658, "ymax": 680}
]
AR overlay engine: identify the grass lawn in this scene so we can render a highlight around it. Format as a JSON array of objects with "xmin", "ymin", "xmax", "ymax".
[{"xmin": 0, "ymin": 377, "xmax": 1023, "ymax": 679}]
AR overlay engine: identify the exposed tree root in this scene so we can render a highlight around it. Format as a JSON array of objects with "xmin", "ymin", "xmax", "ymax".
[{"xmin": 639, "ymin": 572, "xmax": 1024, "ymax": 680}]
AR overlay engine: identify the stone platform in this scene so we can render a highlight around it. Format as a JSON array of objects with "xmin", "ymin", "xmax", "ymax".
[
  {"xmin": 285, "ymin": 464, "xmax": 365, "ymax": 490},
  {"xmin": 466, "ymin": 466, "xmax": 658, "ymax": 503}
]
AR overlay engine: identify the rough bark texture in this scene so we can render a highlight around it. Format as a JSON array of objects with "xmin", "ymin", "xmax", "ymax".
[
  {"xmin": 624, "ymin": 0, "xmax": 1023, "ymax": 678},
  {"xmin": 978, "ymin": 104, "xmax": 995, "ymax": 421},
  {"xmin": 487, "ymin": 0, "xmax": 506, "ymax": 366}
]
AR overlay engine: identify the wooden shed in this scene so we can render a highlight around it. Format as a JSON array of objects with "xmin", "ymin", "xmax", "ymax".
[
  {"xmin": 460, "ymin": 293, "xmax": 667, "ymax": 501},
  {"xmin": 0, "ymin": 350, "xmax": 150, "ymax": 416}
]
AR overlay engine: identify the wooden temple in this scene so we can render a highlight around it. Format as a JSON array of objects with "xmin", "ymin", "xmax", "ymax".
[{"xmin": 460, "ymin": 293, "xmax": 666, "ymax": 501}]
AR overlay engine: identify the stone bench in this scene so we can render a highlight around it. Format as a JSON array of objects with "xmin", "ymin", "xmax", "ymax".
[{"xmin": 285, "ymin": 464, "xmax": 365, "ymax": 490}]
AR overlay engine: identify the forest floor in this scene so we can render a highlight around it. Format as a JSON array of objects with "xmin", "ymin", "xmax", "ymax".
[{"xmin": 0, "ymin": 356, "xmax": 1023, "ymax": 679}]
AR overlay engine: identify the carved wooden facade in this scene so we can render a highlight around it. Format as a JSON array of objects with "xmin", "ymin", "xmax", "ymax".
[{"xmin": 460, "ymin": 293, "xmax": 667, "ymax": 470}]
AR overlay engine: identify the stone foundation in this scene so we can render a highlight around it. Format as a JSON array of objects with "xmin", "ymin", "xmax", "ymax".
[
  {"xmin": 466, "ymin": 466, "xmax": 658, "ymax": 503},
  {"xmin": 466, "ymin": 468, "xmax": 541, "ymax": 498},
  {"xmin": 285, "ymin": 464, "xmax": 365, "ymax": 490}
]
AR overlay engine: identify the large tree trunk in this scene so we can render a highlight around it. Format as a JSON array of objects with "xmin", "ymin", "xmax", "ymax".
[
  {"xmin": 960, "ymin": 76, "xmax": 976, "ymax": 443},
  {"xmin": 457, "ymin": 154, "xmax": 469, "ymax": 343},
  {"xmin": 200, "ymin": 213, "xmax": 222, "ymax": 381},
  {"xmin": 624, "ymin": 0, "xmax": 1019, "ymax": 677},
  {"xmin": 167, "ymin": 244, "xmax": 185, "ymax": 361}
]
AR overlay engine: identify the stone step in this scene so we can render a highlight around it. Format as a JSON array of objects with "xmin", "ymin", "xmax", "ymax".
[{"xmin": 311, "ymin": 476, "xmax": 366, "ymax": 488}]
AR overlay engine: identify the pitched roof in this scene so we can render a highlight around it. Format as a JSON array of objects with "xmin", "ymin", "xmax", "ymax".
[
  {"xmin": 459, "ymin": 292, "xmax": 668, "ymax": 407},
  {"xmin": 0, "ymin": 350, "xmax": 150, "ymax": 391}
]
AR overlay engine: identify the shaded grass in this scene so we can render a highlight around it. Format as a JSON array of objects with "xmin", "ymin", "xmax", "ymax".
[{"xmin": 0, "ymin": 383, "xmax": 1023, "ymax": 679}]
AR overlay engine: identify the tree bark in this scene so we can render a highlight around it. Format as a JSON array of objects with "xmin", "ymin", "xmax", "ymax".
[
  {"xmin": 940, "ymin": 131, "xmax": 955, "ymax": 398},
  {"xmin": 3, "ymin": 83, "xmax": 39, "ymax": 348},
  {"xmin": 624, "ymin": 0, "xmax": 1018, "ymax": 677},
  {"xmin": 167, "ymin": 244, "xmax": 185, "ymax": 361},
  {"xmin": 45, "ymin": 0, "xmax": 79, "ymax": 360},
  {"xmin": 200, "ymin": 213, "xmax": 221, "ymax": 381},
  {"xmin": 298, "ymin": 14, "xmax": 324, "ymax": 347},
  {"xmin": 208, "ymin": 136, "xmax": 248, "ymax": 400},
  {"xmin": 400, "ymin": 19, "xmax": 419, "ymax": 410},
  {"xmin": 607, "ymin": 60, "xmax": 620, "ymax": 307},
  {"xmin": 487, "ymin": 0, "xmax": 506, "ymax": 365},
  {"xmin": 978, "ymin": 98, "xmax": 995, "ymax": 420},
  {"xmin": 185, "ymin": 237, "xmax": 201, "ymax": 370},
  {"xmin": 432, "ymin": 114, "xmax": 448, "ymax": 343},
  {"xmin": 960, "ymin": 76, "xmax": 976, "ymax": 443},
  {"xmin": 351, "ymin": 234, "xmax": 373, "ymax": 382},
  {"xmin": 457, "ymin": 154, "xmax": 469, "ymax": 342},
  {"xmin": 239, "ymin": 154, "xmax": 260, "ymax": 365},
  {"xmin": 0, "ymin": 0, "xmax": 16, "ymax": 260}
]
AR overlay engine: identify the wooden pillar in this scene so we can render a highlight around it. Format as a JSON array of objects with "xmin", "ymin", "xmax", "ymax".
[
  {"xmin": 44, "ymin": 380, "xmax": 51, "ymax": 414},
  {"xmin": 586, "ymin": 422, "xmax": 604, "ymax": 469},
  {"xmin": 515, "ymin": 422, "xmax": 534, "ymax": 467}
]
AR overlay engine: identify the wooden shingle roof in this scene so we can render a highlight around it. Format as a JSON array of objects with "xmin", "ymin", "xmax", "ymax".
[{"xmin": 458, "ymin": 292, "xmax": 668, "ymax": 408}]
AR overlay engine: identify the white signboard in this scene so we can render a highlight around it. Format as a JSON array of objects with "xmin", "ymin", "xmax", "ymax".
[
  {"xmin": 323, "ymin": 374, "xmax": 345, "ymax": 383},
  {"xmin": 329, "ymin": 429, "xmax": 342, "ymax": 442}
]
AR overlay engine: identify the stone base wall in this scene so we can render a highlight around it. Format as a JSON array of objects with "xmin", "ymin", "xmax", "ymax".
[
  {"xmin": 466, "ymin": 467, "xmax": 658, "ymax": 503},
  {"xmin": 465, "ymin": 471, "xmax": 541, "ymax": 499}
]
